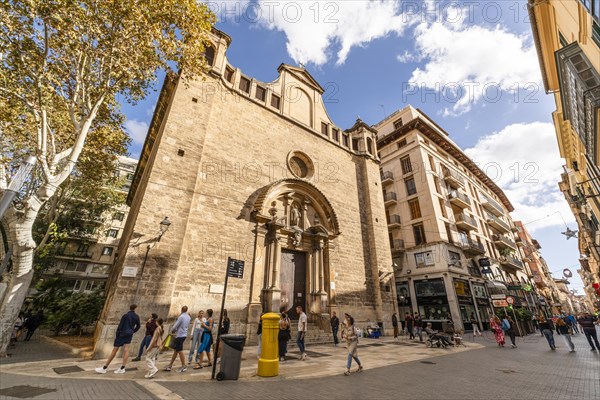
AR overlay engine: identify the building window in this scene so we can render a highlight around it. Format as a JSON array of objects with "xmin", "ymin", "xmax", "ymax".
[
  {"xmin": 114, "ymin": 212, "xmax": 125, "ymax": 221},
  {"xmin": 580, "ymin": 0, "xmax": 591, "ymax": 12},
  {"xmin": 224, "ymin": 66, "xmax": 234, "ymax": 83},
  {"xmin": 343, "ymin": 133, "xmax": 349, "ymax": 147},
  {"xmin": 405, "ymin": 177, "xmax": 416, "ymax": 196},
  {"xmin": 445, "ymin": 223, "xmax": 453, "ymax": 244},
  {"xmin": 91, "ymin": 264, "xmax": 109, "ymax": 274},
  {"xmin": 77, "ymin": 243, "xmax": 89, "ymax": 254},
  {"xmin": 428, "ymin": 155, "xmax": 435, "ymax": 171},
  {"xmin": 413, "ymin": 223, "xmax": 426, "ymax": 245},
  {"xmin": 239, "ymin": 76, "xmax": 251, "ymax": 94},
  {"xmin": 107, "ymin": 229, "xmax": 118, "ymax": 238},
  {"xmin": 204, "ymin": 46, "xmax": 215, "ymax": 67},
  {"xmin": 408, "ymin": 198, "xmax": 422, "ymax": 219},
  {"xmin": 367, "ymin": 138, "xmax": 374, "ymax": 154},
  {"xmin": 255, "ymin": 86, "xmax": 266, "ymax": 101},
  {"xmin": 270, "ymin": 94, "xmax": 281, "ymax": 110},
  {"xmin": 558, "ymin": 31, "xmax": 569, "ymax": 48},
  {"xmin": 73, "ymin": 280, "xmax": 82, "ymax": 291},
  {"xmin": 593, "ymin": 21, "xmax": 600, "ymax": 48},
  {"xmin": 85, "ymin": 281, "xmax": 96, "ymax": 291},
  {"xmin": 594, "ymin": 0, "xmax": 600, "ymax": 22},
  {"xmin": 393, "ymin": 118, "xmax": 403, "ymax": 130},
  {"xmin": 433, "ymin": 176, "xmax": 441, "ymax": 194},
  {"xmin": 321, "ymin": 122, "xmax": 328, "ymax": 136},
  {"xmin": 400, "ymin": 156, "xmax": 412, "ymax": 174},
  {"xmin": 397, "ymin": 139, "xmax": 407, "ymax": 149},
  {"xmin": 332, "ymin": 128, "xmax": 339, "ymax": 142},
  {"xmin": 66, "ymin": 262, "xmax": 76, "ymax": 271},
  {"xmin": 102, "ymin": 247, "xmax": 113, "ymax": 256},
  {"xmin": 352, "ymin": 138, "xmax": 360, "ymax": 151},
  {"xmin": 439, "ymin": 198, "xmax": 447, "ymax": 218}
]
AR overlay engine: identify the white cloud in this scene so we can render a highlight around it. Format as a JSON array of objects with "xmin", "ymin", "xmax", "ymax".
[
  {"xmin": 245, "ymin": 0, "xmax": 411, "ymax": 65},
  {"xmin": 124, "ymin": 119, "xmax": 149, "ymax": 145},
  {"xmin": 404, "ymin": 19, "xmax": 542, "ymax": 116},
  {"xmin": 464, "ymin": 122, "xmax": 575, "ymax": 232}
]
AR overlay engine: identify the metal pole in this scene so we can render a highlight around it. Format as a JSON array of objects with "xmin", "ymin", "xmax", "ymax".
[
  {"xmin": 133, "ymin": 244, "xmax": 152, "ymax": 303},
  {"xmin": 212, "ymin": 257, "xmax": 230, "ymax": 380}
]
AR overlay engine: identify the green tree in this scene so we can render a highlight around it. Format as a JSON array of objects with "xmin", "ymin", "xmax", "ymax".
[{"xmin": 0, "ymin": 0, "xmax": 215, "ymax": 355}]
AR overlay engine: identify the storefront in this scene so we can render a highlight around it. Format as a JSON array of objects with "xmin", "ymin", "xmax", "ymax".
[
  {"xmin": 395, "ymin": 281, "xmax": 413, "ymax": 323},
  {"xmin": 454, "ymin": 278, "xmax": 476, "ymax": 330},
  {"xmin": 414, "ymin": 278, "xmax": 449, "ymax": 330},
  {"xmin": 472, "ymin": 282, "xmax": 492, "ymax": 330}
]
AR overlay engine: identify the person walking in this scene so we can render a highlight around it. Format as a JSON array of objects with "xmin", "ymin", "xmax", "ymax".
[
  {"xmin": 577, "ymin": 313, "xmax": 600, "ymax": 351},
  {"xmin": 296, "ymin": 305, "xmax": 308, "ymax": 360},
  {"xmin": 413, "ymin": 312, "xmax": 423, "ymax": 342},
  {"xmin": 95, "ymin": 304, "xmax": 141, "ymax": 374},
  {"xmin": 220, "ymin": 309, "xmax": 230, "ymax": 335},
  {"xmin": 392, "ymin": 313, "xmax": 399, "ymax": 340},
  {"xmin": 164, "ymin": 306, "xmax": 191, "ymax": 372},
  {"xmin": 133, "ymin": 313, "xmax": 158, "ymax": 362},
  {"xmin": 278, "ymin": 312, "xmax": 291, "ymax": 361},
  {"xmin": 256, "ymin": 316, "xmax": 263, "ymax": 359},
  {"xmin": 539, "ymin": 316, "xmax": 556, "ymax": 350},
  {"xmin": 405, "ymin": 312, "xmax": 414, "ymax": 339},
  {"xmin": 470, "ymin": 312, "xmax": 482, "ymax": 337},
  {"xmin": 556, "ymin": 318, "xmax": 575, "ymax": 352},
  {"xmin": 342, "ymin": 314, "xmax": 363, "ymax": 376},
  {"xmin": 194, "ymin": 309, "xmax": 214, "ymax": 368},
  {"xmin": 11, "ymin": 312, "xmax": 25, "ymax": 344},
  {"xmin": 502, "ymin": 315, "xmax": 517, "ymax": 348},
  {"xmin": 23, "ymin": 310, "xmax": 45, "ymax": 341},
  {"xmin": 490, "ymin": 315, "xmax": 505, "ymax": 348},
  {"xmin": 565, "ymin": 314, "xmax": 578, "ymax": 334},
  {"xmin": 330, "ymin": 311, "xmax": 340, "ymax": 346},
  {"xmin": 188, "ymin": 311, "xmax": 204, "ymax": 365},
  {"xmin": 144, "ymin": 318, "xmax": 164, "ymax": 378}
]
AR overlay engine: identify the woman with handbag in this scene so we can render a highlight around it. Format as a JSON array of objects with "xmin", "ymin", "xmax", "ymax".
[
  {"xmin": 278, "ymin": 312, "xmax": 291, "ymax": 361},
  {"xmin": 342, "ymin": 313, "xmax": 363, "ymax": 376},
  {"xmin": 194, "ymin": 309, "xmax": 214, "ymax": 369},
  {"xmin": 489, "ymin": 315, "xmax": 505, "ymax": 347}
]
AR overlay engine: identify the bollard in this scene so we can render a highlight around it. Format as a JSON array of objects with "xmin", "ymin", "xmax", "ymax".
[{"xmin": 257, "ymin": 312, "xmax": 279, "ymax": 377}]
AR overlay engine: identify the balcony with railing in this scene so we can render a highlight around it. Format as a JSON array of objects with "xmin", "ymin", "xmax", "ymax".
[
  {"xmin": 486, "ymin": 213, "xmax": 510, "ymax": 233},
  {"xmin": 480, "ymin": 194, "xmax": 504, "ymax": 216},
  {"xmin": 459, "ymin": 239, "xmax": 486, "ymax": 255},
  {"xmin": 448, "ymin": 190, "xmax": 471, "ymax": 208},
  {"xmin": 55, "ymin": 251, "xmax": 94, "ymax": 260},
  {"xmin": 392, "ymin": 239, "xmax": 405, "ymax": 253},
  {"xmin": 493, "ymin": 234, "xmax": 516, "ymax": 251},
  {"xmin": 387, "ymin": 214, "xmax": 401, "ymax": 229},
  {"xmin": 499, "ymin": 255, "xmax": 524, "ymax": 270},
  {"xmin": 443, "ymin": 168, "xmax": 465, "ymax": 189},
  {"xmin": 515, "ymin": 237, "xmax": 525, "ymax": 247},
  {"xmin": 384, "ymin": 192, "xmax": 397, "ymax": 207},
  {"xmin": 381, "ymin": 171, "xmax": 394, "ymax": 186},
  {"xmin": 455, "ymin": 212, "xmax": 478, "ymax": 231}
]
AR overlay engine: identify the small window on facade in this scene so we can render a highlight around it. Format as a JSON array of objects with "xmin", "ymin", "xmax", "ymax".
[
  {"xmin": 433, "ymin": 176, "xmax": 441, "ymax": 194},
  {"xmin": 114, "ymin": 212, "xmax": 125, "ymax": 221},
  {"xmin": 204, "ymin": 46, "xmax": 215, "ymax": 67},
  {"xmin": 270, "ymin": 94, "xmax": 281, "ymax": 110},
  {"xmin": 102, "ymin": 247, "xmax": 114, "ymax": 256},
  {"xmin": 439, "ymin": 198, "xmax": 447, "ymax": 218},
  {"xmin": 343, "ymin": 133, "xmax": 350, "ymax": 147},
  {"xmin": 66, "ymin": 262, "xmax": 76, "ymax": 271},
  {"xmin": 445, "ymin": 223, "xmax": 453, "ymax": 244},
  {"xmin": 321, "ymin": 122, "xmax": 328, "ymax": 136},
  {"xmin": 397, "ymin": 139, "xmax": 407, "ymax": 149},
  {"xmin": 413, "ymin": 223, "xmax": 426, "ymax": 245},
  {"xmin": 405, "ymin": 177, "xmax": 417, "ymax": 196},
  {"xmin": 393, "ymin": 118, "xmax": 403, "ymax": 130},
  {"xmin": 107, "ymin": 229, "xmax": 118, "ymax": 238},
  {"xmin": 428, "ymin": 155, "xmax": 435, "ymax": 171},
  {"xmin": 77, "ymin": 243, "xmax": 89, "ymax": 254},
  {"xmin": 255, "ymin": 86, "xmax": 266, "ymax": 101},
  {"xmin": 400, "ymin": 156, "xmax": 412, "ymax": 174},
  {"xmin": 224, "ymin": 67, "xmax": 234, "ymax": 83},
  {"xmin": 352, "ymin": 138, "xmax": 360, "ymax": 151},
  {"xmin": 332, "ymin": 128, "xmax": 340, "ymax": 142},
  {"xmin": 367, "ymin": 138, "xmax": 374, "ymax": 154},
  {"xmin": 73, "ymin": 280, "xmax": 82, "ymax": 291},
  {"xmin": 408, "ymin": 198, "xmax": 422, "ymax": 219},
  {"xmin": 85, "ymin": 281, "xmax": 95, "ymax": 291},
  {"xmin": 239, "ymin": 76, "xmax": 250, "ymax": 94}
]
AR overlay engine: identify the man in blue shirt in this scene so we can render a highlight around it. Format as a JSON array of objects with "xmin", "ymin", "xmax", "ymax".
[
  {"xmin": 95, "ymin": 304, "xmax": 141, "ymax": 374},
  {"xmin": 164, "ymin": 306, "xmax": 191, "ymax": 372}
]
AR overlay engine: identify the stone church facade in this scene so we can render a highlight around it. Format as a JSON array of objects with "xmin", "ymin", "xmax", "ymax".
[{"xmin": 94, "ymin": 29, "xmax": 396, "ymax": 356}]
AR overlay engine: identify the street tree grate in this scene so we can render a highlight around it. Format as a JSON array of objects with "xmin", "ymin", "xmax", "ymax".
[
  {"xmin": 0, "ymin": 385, "xmax": 57, "ymax": 398},
  {"xmin": 53, "ymin": 365, "xmax": 84, "ymax": 374},
  {"xmin": 420, "ymin": 361, "xmax": 437, "ymax": 365}
]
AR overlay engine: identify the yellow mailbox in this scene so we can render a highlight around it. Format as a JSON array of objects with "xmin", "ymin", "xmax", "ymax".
[{"xmin": 257, "ymin": 312, "xmax": 279, "ymax": 377}]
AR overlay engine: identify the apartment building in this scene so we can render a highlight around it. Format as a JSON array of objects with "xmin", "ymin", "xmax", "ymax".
[
  {"xmin": 376, "ymin": 106, "xmax": 536, "ymax": 331},
  {"xmin": 46, "ymin": 156, "xmax": 137, "ymax": 293},
  {"xmin": 529, "ymin": 0, "xmax": 600, "ymax": 310}
]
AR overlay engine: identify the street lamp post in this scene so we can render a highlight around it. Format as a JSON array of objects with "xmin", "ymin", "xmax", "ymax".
[{"xmin": 132, "ymin": 217, "xmax": 171, "ymax": 302}]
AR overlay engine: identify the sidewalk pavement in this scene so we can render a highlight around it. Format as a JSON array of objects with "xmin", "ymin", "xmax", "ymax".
[{"xmin": 0, "ymin": 332, "xmax": 481, "ymax": 384}]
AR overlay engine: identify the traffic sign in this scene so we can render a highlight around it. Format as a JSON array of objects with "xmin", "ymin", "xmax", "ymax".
[
  {"xmin": 490, "ymin": 294, "xmax": 506, "ymax": 300},
  {"xmin": 506, "ymin": 296, "xmax": 515, "ymax": 305},
  {"xmin": 227, "ymin": 258, "xmax": 245, "ymax": 279}
]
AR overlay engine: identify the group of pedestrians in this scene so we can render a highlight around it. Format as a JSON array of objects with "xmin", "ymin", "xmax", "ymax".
[
  {"xmin": 538, "ymin": 312, "xmax": 600, "ymax": 352},
  {"xmin": 390, "ymin": 311, "xmax": 424, "ymax": 341},
  {"xmin": 489, "ymin": 314, "xmax": 517, "ymax": 348},
  {"xmin": 10, "ymin": 309, "xmax": 45, "ymax": 344}
]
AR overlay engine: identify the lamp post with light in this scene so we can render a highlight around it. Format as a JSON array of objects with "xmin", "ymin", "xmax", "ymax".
[{"xmin": 133, "ymin": 217, "xmax": 171, "ymax": 302}]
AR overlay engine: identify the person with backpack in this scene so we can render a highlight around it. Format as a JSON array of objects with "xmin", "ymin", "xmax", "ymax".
[
  {"xmin": 502, "ymin": 315, "xmax": 517, "ymax": 348},
  {"xmin": 556, "ymin": 317, "xmax": 575, "ymax": 352},
  {"xmin": 342, "ymin": 313, "xmax": 363, "ymax": 376}
]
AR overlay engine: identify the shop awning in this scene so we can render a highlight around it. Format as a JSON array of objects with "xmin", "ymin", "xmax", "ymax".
[{"xmin": 486, "ymin": 281, "xmax": 507, "ymax": 290}]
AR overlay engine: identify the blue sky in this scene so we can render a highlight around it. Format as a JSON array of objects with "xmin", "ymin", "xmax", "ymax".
[{"xmin": 121, "ymin": 1, "xmax": 584, "ymax": 291}]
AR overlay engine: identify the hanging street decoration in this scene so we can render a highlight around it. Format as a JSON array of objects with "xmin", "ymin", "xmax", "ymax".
[
  {"xmin": 563, "ymin": 268, "xmax": 573, "ymax": 278},
  {"xmin": 561, "ymin": 227, "xmax": 578, "ymax": 240}
]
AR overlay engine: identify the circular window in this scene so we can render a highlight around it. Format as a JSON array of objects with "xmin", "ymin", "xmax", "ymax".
[{"xmin": 287, "ymin": 151, "xmax": 314, "ymax": 179}]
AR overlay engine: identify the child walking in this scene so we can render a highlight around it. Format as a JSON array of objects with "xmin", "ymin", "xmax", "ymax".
[{"xmin": 145, "ymin": 318, "xmax": 164, "ymax": 379}]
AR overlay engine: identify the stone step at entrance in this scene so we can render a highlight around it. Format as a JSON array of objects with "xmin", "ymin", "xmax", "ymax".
[{"xmin": 287, "ymin": 322, "xmax": 334, "ymax": 346}]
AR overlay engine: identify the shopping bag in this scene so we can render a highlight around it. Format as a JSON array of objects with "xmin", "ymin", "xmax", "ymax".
[{"xmin": 161, "ymin": 334, "xmax": 174, "ymax": 351}]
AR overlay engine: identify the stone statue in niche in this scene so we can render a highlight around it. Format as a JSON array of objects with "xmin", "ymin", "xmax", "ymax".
[
  {"xmin": 290, "ymin": 204, "xmax": 301, "ymax": 227},
  {"xmin": 292, "ymin": 229, "xmax": 302, "ymax": 247}
]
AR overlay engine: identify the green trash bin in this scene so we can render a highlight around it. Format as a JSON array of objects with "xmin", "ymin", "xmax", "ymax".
[{"xmin": 216, "ymin": 334, "xmax": 246, "ymax": 381}]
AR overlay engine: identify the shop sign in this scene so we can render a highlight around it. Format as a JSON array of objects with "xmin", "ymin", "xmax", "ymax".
[
  {"xmin": 490, "ymin": 294, "xmax": 506, "ymax": 300},
  {"xmin": 507, "ymin": 285, "xmax": 522, "ymax": 291},
  {"xmin": 492, "ymin": 299, "xmax": 509, "ymax": 307}
]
